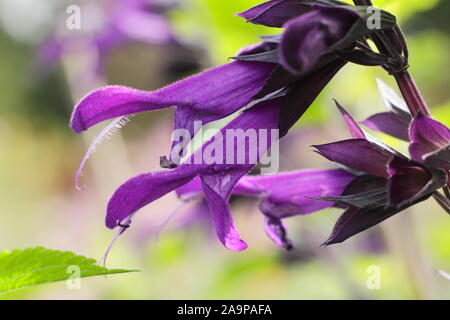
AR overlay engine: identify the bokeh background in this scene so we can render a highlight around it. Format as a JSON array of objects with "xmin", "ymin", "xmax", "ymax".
[{"xmin": 0, "ymin": 0, "xmax": 449, "ymax": 299}]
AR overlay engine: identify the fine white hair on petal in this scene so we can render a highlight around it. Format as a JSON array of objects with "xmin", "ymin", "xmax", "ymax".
[{"xmin": 75, "ymin": 115, "xmax": 134, "ymax": 190}]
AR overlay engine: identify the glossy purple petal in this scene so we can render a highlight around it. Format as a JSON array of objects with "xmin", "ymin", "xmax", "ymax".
[
  {"xmin": 387, "ymin": 156, "xmax": 447, "ymax": 208},
  {"xmin": 200, "ymin": 174, "xmax": 248, "ymax": 251},
  {"xmin": 246, "ymin": 169, "xmax": 355, "ymax": 218},
  {"xmin": 238, "ymin": 0, "xmax": 346, "ymax": 27},
  {"xmin": 238, "ymin": 0, "xmax": 316, "ymax": 27},
  {"xmin": 178, "ymin": 169, "xmax": 353, "ymax": 248},
  {"xmin": 362, "ymin": 112, "xmax": 410, "ymax": 141},
  {"xmin": 278, "ymin": 57, "xmax": 346, "ymax": 136},
  {"xmin": 264, "ymin": 216, "xmax": 293, "ymax": 249},
  {"xmin": 409, "ymin": 113, "xmax": 450, "ymax": 168},
  {"xmin": 70, "ymin": 61, "xmax": 274, "ymax": 134},
  {"xmin": 106, "ymin": 166, "xmax": 199, "ymax": 229},
  {"xmin": 323, "ymin": 205, "xmax": 402, "ymax": 246},
  {"xmin": 280, "ymin": 7, "xmax": 358, "ymax": 74},
  {"xmin": 179, "ymin": 169, "xmax": 354, "ymax": 219},
  {"xmin": 335, "ymin": 100, "xmax": 365, "ymax": 139},
  {"xmin": 314, "ymin": 139, "xmax": 392, "ymax": 177}
]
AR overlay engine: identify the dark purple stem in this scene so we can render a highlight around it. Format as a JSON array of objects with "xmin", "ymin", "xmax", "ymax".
[
  {"xmin": 394, "ymin": 72, "xmax": 430, "ymax": 116},
  {"xmin": 353, "ymin": 0, "xmax": 431, "ymax": 116}
]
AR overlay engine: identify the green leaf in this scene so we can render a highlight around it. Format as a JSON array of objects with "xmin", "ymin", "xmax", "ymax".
[{"xmin": 0, "ymin": 247, "xmax": 138, "ymax": 294}]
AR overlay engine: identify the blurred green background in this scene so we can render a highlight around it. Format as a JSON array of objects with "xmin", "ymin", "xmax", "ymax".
[{"xmin": 0, "ymin": 0, "xmax": 449, "ymax": 299}]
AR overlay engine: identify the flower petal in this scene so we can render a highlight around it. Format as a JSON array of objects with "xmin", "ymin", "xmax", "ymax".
[
  {"xmin": 323, "ymin": 205, "xmax": 402, "ymax": 246},
  {"xmin": 264, "ymin": 216, "xmax": 293, "ymax": 249},
  {"xmin": 335, "ymin": 100, "xmax": 365, "ymax": 139},
  {"xmin": 362, "ymin": 112, "xmax": 410, "ymax": 141},
  {"xmin": 70, "ymin": 61, "xmax": 274, "ymax": 134},
  {"xmin": 314, "ymin": 139, "xmax": 392, "ymax": 177},
  {"xmin": 106, "ymin": 166, "xmax": 199, "ymax": 229},
  {"xmin": 387, "ymin": 156, "xmax": 447, "ymax": 208},
  {"xmin": 409, "ymin": 113, "xmax": 450, "ymax": 167},
  {"xmin": 247, "ymin": 169, "xmax": 355, "ymax": 218},
  {"xmin": 278, "ymin": 58, "xmax": 346, "ymax": 136},
  {"xmin": 200, "ymin": 174, "xmax": 248, "ymax": 251},
  {"xmin": 280, "ymin": 7, "xmax": 358, "ymax": 74},
  {"xmin": 237, "ymin": 0, "xmax": 314, "ymax": 28}
]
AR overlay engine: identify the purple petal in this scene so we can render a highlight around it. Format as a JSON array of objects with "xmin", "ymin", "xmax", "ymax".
[
  {"xmin": 323, "ymin": 205, "xmax": 402, "ymax": 246},
  {"xmin": 342, "ymin": 174, "xmax": 387, "ymax": 195},
  {"xmin": 362, "ymin": 112, "xmax": 410, "ymax": 141},
  {"xmin": 264, "ymin": 216, "xmax": 293, "ymax": 249},
  {"xmin": 70, "ymin": 61, "xmax": 274, "ymax": 134},
  {"xmin": 409, "ymin": 113, "xmax": 450, "ymax": 165},
  {"xmin": 280, "ymin": 7, "xmax": 358, "ymax": 74},
  {"xmin": 387, "ymin": 156, "xmax": 447, "ymax": 207},
  {"xmin": 335, "ymin": 101, "xmax": 365, "ymax": 139},
  {"xmin": 178, "ymin": 168, "xmax": 354, "ymax": 249},
  {"xmin": 180, "ymin": 169, "xmax": 354, "ymax": 219},
  {"xmin": 278, "ymin": 57, "xmax": 346, "ymax": 136},
  {"xmin": 314, "ymin": 139, "xmax": 392, "ymax": 177},
  {"xmin": 245, "ymin": 169, "xmax": 355, "ymax": 218},
  {"xmin": 200, "ymin": 174, "xmax": 248, "ymax": 251},
  {"xmin": 238, "ymin": 0, "xmax": 329, "ymax": 28},
  {"xmin": 106, "ymin": 166, "xmax": 199, "ymax": 229}
]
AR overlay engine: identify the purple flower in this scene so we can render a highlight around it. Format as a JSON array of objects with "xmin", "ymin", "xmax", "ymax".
[
  {"xmin": 177, "ymin": 169, "xmax": 354, "ymax": 249},
  {"xmin": 37, "ymin": 0, "xmax": 174, "ymax": 74},
  {"xmin": 70, "ymin": 2, "xmax": 402, "ymax": 252},
  {"xmin": 70, "ymin": 61, "xmax": 275, "ymax": 136},
  {"xmin": 239, "ymin": 1, "xmax": 397, "ymax": 75},
  {"xmin": 409, "ymin": 113, "xmax": 450, "ymax": 171},
  {"xmin": 313, "ymin": 102, "xmax": 448, "ymax": 245}
]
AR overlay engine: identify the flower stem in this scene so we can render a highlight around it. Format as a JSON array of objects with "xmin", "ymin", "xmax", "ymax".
[
  {"xmin": 353, "ymin": 0, "xmax": 431, "ymax": 116},
  {"xmin": 394, "ymin": 71, "xmax": 431, "ymax": 116}
]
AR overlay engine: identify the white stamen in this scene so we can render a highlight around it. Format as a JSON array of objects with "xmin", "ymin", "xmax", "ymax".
[{"xmin": 75, "ymin": 115, "xmax": 134, "ymax": 190}]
